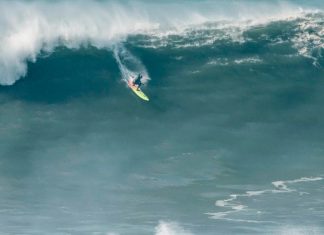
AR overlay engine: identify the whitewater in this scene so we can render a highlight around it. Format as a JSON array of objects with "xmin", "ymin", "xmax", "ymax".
[
  {"xmin": 0, "ymin": 0, "xmax": 323, "ymax": 85},
  {"xmin": 1, "ymin": 0, "xmax": 324, "ymax": 235}
]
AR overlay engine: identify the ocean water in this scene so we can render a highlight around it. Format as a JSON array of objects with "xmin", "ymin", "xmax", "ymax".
[{"xmin": 0, "ymin": 0, "xmax": 324, "ymax": 234}]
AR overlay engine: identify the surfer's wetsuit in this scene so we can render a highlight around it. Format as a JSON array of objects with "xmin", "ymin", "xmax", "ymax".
[{"xmin": 133, "ymin": 74, "xmax": 143, "ymax": 90}]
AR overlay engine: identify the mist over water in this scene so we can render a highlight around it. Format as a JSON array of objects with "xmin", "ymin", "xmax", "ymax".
[
  {"xmin": 113, "ymin": 44, "xmax": 150, "ymax": 84},
  {"xmin": 0, "ymin": 0, "xmax": 324, "ymax": 234},
  {"xmin": 0, "ymin": 0, "xmax": 322, "ymax": 85}
]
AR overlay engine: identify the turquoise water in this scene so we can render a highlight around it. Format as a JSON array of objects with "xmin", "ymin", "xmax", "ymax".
[{"xmin": 0, "ymin": 1, "xmax": 324, "ymax": 234}]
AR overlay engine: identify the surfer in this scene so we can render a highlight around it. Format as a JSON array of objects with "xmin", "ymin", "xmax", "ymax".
[
  {"xmin": 127, "ymin": 73, "xmax": 149, "ymax": 101},
  {"xmin": 132, "ymin": 74, "xmax": 143, "ymax": 90}
]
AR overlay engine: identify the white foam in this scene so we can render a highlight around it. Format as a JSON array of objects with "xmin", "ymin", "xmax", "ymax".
[
  {"xmin": 155, "ymin": 221, "xmax": 193, "ymax": 235},
  {"xmin": 206, "ymin": 212, "xmax": 272, "ymax": 224},
  {"xmin": 292, "ymin": 13, "xmax": 324, "ymax": 65},
  {"xmin": 207, "ymin": 57, "xmax": 263, "ymax": 67},
  {"xmin": 271, "ymin": 180, "xmax": 292, "ymax": 192},
  {"xmin": 215, "ymin": 200, "xmax": 228, "ymax": 207},
  {"xmin": 211, "ymin": 194, "xmax": 247, "ymax": 220},
  {"xmin": 272, "ymin": 176, "xmax": 323, "ymax": 192},
  {"xmin": 0, "ymin": 0, "xmax": 159, "ymax": 85},
  {"xmin": 113, "ymin": 44, "xmax": 150, "ymax": 84},
  {"xmin": 276, "ymin": 225, "xmax": 323, "ymax": 235},
  {"xmin": 209, "ymin": 176, "xmax": 323, "ymax": 223},
  {"xmin": 207, "ymin": 58, "xmax": 229, "ymax": 66},
  {"xmin": 246, "ymin": 190, "xmax": 267, "ymax": 196},
  {"xmin": 0, "ymin": 0, "xmax": 319, "ymax": 85},
  {"xmin": 233, "ymin": 57, "xmax": 263, "ymax": 64}
]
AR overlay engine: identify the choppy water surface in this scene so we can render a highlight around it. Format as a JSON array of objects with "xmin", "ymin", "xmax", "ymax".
[{"xmin": 0, "ymin": 0, "xmax": 324, "ymax": 234}]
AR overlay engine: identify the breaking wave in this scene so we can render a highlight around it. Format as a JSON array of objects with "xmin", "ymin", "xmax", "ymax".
[{"xmin": 0, "ymin": 0, "xmax": 323, "ymax": 85}]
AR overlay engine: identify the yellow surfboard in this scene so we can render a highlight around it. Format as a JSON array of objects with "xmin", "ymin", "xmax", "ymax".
[{"xmin": 127, "ymin": 80, "xmax": 149, "ymax": 101}]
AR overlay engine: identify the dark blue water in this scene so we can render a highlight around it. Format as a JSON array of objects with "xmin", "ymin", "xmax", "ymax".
[{"xmin": 0, "ymin": 1, "xmax": 324, "ymax": 234}]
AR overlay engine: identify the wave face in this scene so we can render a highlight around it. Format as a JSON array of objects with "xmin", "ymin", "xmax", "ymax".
[
  {"xmin": 0, "ymin": 0, "xmax": 323, "ymax": 85},
  {"xmin": 1, "ymin": 1, "xmax": 324, "ymax": 235},
  {"xmin": 113, "ymin": 44, "xmax": 150, "ymax": 83}
]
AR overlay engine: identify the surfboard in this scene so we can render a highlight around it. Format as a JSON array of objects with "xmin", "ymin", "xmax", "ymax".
[{"xmin": 127, "ymin": 80, "xmax": 149, "ymax": 101}]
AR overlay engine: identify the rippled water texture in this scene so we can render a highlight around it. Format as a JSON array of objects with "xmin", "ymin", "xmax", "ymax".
[{"xmin": 0, "ymin": 1, "xmax": 324, "ymax": 234}]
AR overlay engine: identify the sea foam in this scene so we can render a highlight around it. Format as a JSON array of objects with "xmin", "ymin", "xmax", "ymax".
[
  {"xmin": 0, "ymin": 0, "xmax": 320, "ymax": 85},
  {"xmin": 207, "ymin": 176, "xmax": 323, "ymax": 223},
  {"xmin": 155, "ymin": 221, "xmax": 193, "ymax": 235}
]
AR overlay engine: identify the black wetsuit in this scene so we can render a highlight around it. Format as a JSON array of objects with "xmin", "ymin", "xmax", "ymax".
[{"xmin": 133, "ymin": 75, "xmax": 143, "ymax": 87}]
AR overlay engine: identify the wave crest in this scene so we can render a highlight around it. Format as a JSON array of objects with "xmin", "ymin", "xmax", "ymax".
[{"xmin": 0, "ymin": 0, "xmax": 322, "ymax": 85}]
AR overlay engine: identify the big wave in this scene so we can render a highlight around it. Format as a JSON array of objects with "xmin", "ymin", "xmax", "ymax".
[{"xmin": 0, "ymin": 0, "xmax": 322, "ymax": 85}]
